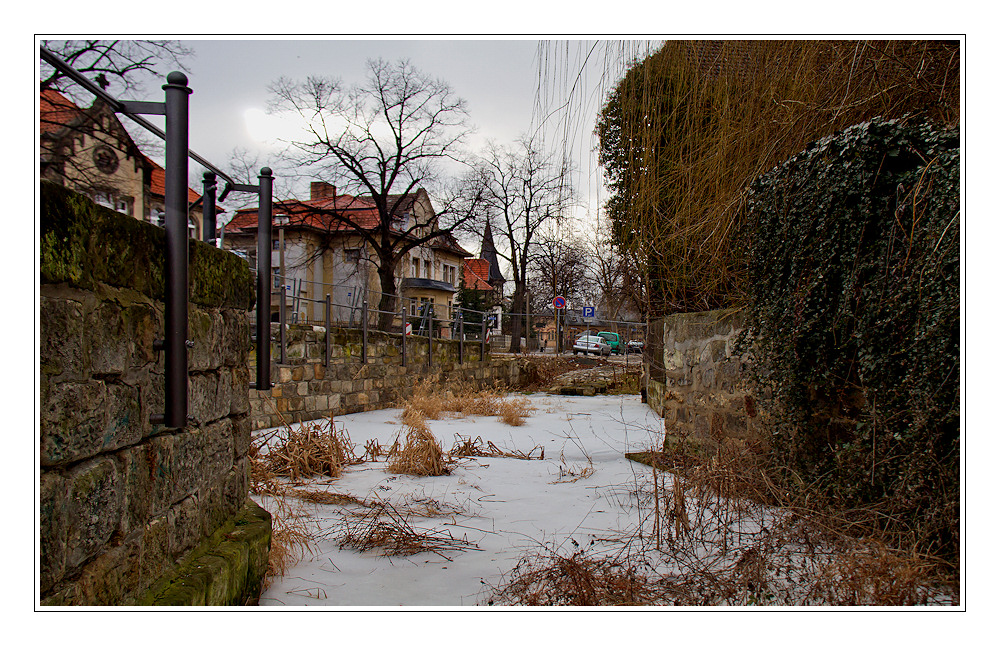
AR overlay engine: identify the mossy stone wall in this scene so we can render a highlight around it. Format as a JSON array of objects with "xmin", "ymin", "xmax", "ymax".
[
  {"xmin": 40, "ymin": 181, "xmax": 267, "ymax": 605},
  {"xmin": 250, "ymin": 323, "xmax": 523, "ymax": 430}
]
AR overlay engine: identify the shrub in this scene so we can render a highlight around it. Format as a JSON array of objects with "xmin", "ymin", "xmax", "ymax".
[{"xmin": 738, "ymin": 117, "xmax": 960, "ymax": 565}]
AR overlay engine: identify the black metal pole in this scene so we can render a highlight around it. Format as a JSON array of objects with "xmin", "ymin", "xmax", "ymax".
[
  {"xmin": 279, "ymin": 278, "xmax": 287, "ymax": 364},
  {"xmin": 401, "ymin": 301, "xmax": 407, "ymax": 368},
  {"xmin": 459, "ymin": 310, "xmax": 464, "ymax": 365},
  {"xmin": 202, "ymin": 172, "xmax": 217, "ymax": 245},
  {"xmin": 362, "ymin": 297, "xmax": 368, "ymax": 364},
  {"xmin": 163, "ymin": 72, "xmax": 191, "ymax": 428},
  {"xmin": 325, "ymin": 293, "xmax": 331, "ymax": 368},
  {"xmin": 255, "ymin": 167, "xmax": 274, "ymax": 390}
]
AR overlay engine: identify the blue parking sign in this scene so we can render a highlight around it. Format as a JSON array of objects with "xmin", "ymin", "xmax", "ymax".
[{"xmin": 582, "ymin": 306, "xmax": 595, "ymax": 318}]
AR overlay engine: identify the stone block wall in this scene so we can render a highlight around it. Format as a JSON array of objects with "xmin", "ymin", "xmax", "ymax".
[
  {"xmin": 250, "ymin": 323, "xmax": 522, "ymax": 430},
  {"xmin": 40, "ymin": 181, "xmax": 267, "ymax": 605},
  {"xmin": 645, "ymin": 309, "xmax": 753, "ymax": 450}
]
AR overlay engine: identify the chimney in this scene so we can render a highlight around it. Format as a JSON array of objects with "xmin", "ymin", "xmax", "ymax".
[{"xmin": 310, "ymin": 181, "xmax": 336, "ymax": 200}]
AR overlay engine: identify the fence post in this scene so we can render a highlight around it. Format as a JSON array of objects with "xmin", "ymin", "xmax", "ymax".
[
  {"xmin": 162, "ymin": 72, "xmax": 191, "ymax": 428},
  {"xmin": 458, "ymin": 310, "xmax": 464, "ymax": 365},
  {"xmin": 427, "ymin": 306, "xmax": 433, "ymax": 366},
  {"xmin": 481, "ymin": 314, "xmax": 487, "ymax": 362},
  {"xmin": 279, "ymin": 278, "xmax": 287, "ymax": 365},
  {"xmin": 362, "ymin": 296, "xmax": 368, "ymax": 364},
  {"xmin": 401, "ymin": 300, "xmax": 407, "ymax": 368},
  {"xmin": 202, "ymin": 171, "xmax": 217, "ymax": 245},
  {"xmin": 255, "ymin": 168, "xmax": 274, "ymax": 390},
  {"xmin": 324, "ymin": 293, "xmax": 331, "ymax": 368}
]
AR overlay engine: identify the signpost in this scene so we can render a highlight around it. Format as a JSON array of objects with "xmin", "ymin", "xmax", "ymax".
[{"xmin": 553, "ymin": 296, "xmax": 565, "ymax": 354}]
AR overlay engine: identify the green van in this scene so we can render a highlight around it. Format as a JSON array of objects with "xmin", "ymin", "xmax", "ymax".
[{"xmin": 596, "ymin": 331, "xmax": 622, "ymax": 355}]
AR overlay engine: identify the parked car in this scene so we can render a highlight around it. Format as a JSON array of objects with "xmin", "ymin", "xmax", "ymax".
[
  {"xmin": 596, "ymin": 331, "xmax": 623, "ymax": 354},
  {"xmin": 626, "ymin": 340, "xmax": 645, "ymax": 354},
  {"xmin": 573, "ymin": 334, "xmax": 612, "ymax": 356}
]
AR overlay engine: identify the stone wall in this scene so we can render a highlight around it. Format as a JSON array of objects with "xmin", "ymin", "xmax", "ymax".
[
  {"xmin": 40, "ymin": 181, "xmax": 269, "ymax": 605},
  {"xmin": 250, "ymin": 323, "xmax": 522, "ymax": 430},
  {"xmin": 645, "ymin": 309, "xmax": 753, "ymax": 450}
]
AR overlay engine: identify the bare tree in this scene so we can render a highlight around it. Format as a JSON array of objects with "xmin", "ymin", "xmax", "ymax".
[
  {"xmin": 267, "ymin": 59, "xmax": 479, "ymax": 329},
  {"xmin": 40, "ymin": 39, "xmax": 193, "ymax": 97},
  {"xmin": 467, "ymin": 136, "xmax": 574, "ymax": 352},
  {"xmin": 530, "ymin": 228, "xmax": 592, "ymax": 311},
  {"xmin": 39, "ymin": 40, "xmax": 194, "ymax": 215},
  {"xmin": 585, "ymin": 217, "xmax": 648, "ymax": 321}
]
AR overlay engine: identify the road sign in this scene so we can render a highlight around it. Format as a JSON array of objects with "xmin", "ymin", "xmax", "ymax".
[
  {"xmin": 582, "ymin": 306, "xmax": 595, "ymax": 318},
  {"xmin": 552, "ymin": 296, "xmax": 566, "ymax": 309},
  {"xmin": 405, "ymin": 322, "xmax": 412, "ymax": 336}
]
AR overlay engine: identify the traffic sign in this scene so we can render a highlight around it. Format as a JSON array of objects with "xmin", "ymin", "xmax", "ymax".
[
  {"xmin": 552, "ymin": 296, "xmax": 566, "ymax": 309},
  {"xmin": 582, "ymin": 306, "xmax": 595, "ymax": 318},
  {"xmin": 405, "ymin": 322, "xmax": 412, "ymax": 336}
]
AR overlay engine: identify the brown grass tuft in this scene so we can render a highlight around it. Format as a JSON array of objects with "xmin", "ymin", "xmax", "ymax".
[
  {"xmin": 254, "ymin": 417, "xmax": 360, "ymax": 482},
  {"xmin": 386, "ymin": 425, "xmax": 451, "ymax": 476},
  {"xmin": 336, "ymin": 501, "xmax": 479, "ymax": 558},
  {"xmin": 449, "ymin": 434, "xmax": 544, "ymax": 460},
  {"xmin": 486, "ymin": 551, "xmax": 659, "ymax": 606},
  {"xmin": 399, "ymin": 381, "xmax": 533, "ymax": 428}
]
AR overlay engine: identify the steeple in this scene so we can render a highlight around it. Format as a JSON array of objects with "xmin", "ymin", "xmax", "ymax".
[{"xmin": 481, "ymin": 221, "xmax": 504, "ymax": 288}]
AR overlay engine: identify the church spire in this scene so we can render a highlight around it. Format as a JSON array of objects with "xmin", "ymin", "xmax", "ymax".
[{"xmin": 481, "ymin": 221, "xmax": 504, "ymax": 287}]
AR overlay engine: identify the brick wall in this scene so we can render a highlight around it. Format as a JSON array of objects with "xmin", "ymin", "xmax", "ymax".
[{"xmin": 40, "ymin": 181, "xmax": 265, "ymax": 605}]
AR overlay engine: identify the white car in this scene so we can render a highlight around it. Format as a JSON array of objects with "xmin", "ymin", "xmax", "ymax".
[{"xmin": 573, "ymin": 334, "xmax": 612, "ymax": 356}]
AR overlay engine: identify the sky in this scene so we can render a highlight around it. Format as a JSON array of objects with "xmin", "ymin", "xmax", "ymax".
[{"xmin": 150, "ymin": 38, "xmax": 657, "ymax": 245}]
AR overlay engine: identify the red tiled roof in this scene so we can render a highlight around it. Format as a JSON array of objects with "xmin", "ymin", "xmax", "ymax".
[
  {"xmin": 40, "ymin": 89, "xmax": 83, "ymax": 134},
  {"xmin": 225, "ymin": 194, "xmax": 383, "ymax": 234},
  {"xmin": 463, "ymin": 259, "xmax": 493, "ymax": 291},
  {"xmin": 226, "ymin": 190, "xmax": 467, "ymax": 256},
  {"xmin": 148, "ymin": 161, "xmax": 201, "ymax": 205}
]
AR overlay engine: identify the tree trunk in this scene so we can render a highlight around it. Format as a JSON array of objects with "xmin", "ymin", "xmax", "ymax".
[
  {"xmin": 376, "ymin": 260, "xmax": 398, "ymax": 331},
  {"xmin": 508, "ymin": 281, "xmax": 525, "ymax": 353}
]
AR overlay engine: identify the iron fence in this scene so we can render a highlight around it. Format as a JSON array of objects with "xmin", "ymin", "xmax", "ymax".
[{"xmin": 248, "ymin": 269, "xmax": 646, "ymax": 370}]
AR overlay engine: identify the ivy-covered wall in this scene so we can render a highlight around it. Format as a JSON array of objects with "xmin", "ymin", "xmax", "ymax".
[
  {"xmin": 739, "ymin": 117, "xmax": 960, "ymax": 561},
  {"xmin": 40, "ymin": 181, "xmax": 269, "ymax": 605}
]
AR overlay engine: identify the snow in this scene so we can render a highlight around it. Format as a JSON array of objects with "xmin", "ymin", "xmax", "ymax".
[{"xmin": 254, "ymin": 393, "xmax": 666, "ymax": 607}]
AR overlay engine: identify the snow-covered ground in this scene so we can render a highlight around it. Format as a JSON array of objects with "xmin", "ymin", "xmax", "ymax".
[{"xmin": 254, "ymin": 393, "xmax": 666, "ymax": 607}]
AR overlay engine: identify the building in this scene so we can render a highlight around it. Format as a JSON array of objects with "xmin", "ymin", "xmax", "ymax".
[
  {"xmin": 40, "ymin": 89, "xmax": 205, "ymax": 238},
  {"xmin": 223, "ymin": 182, "xmax": 471, "ymax": 331}
]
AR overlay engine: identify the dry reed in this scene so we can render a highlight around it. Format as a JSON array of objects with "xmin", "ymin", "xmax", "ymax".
[
  {"xmin": 386, "ymin": 424, "xmax": 451, "ymax": 477},
  {"xmin": 336, "ymin": 501, "xmax": 479, "ymax": 558},
  {"xmin": 449, "ymin": 434, "xmax": 544, "ymax": 460}
]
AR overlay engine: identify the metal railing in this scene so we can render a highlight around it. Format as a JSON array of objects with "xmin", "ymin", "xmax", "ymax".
[
  {"xmin": 249, "ymin": 271, "xmax": 646, "ymax": 370},
  {"xmin": 41, "ymin": 46, "xmax": 275, "ymax": 427}
]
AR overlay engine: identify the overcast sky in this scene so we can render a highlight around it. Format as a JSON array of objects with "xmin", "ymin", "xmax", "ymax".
[{"xmin": 157, "ymin": 38, "xmax": 660, "ymax": 245}]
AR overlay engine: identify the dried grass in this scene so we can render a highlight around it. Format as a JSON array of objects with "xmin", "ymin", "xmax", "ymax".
[
  {"xmin": 486, "ymin": 550, "xmax": 661, "ymax": 606},
  {"xmin": 386, "ymin": 425, "xmax": 452, "ymax": 477},
  {"xmin": 255, "ymin": 416, "xmax": 361, "ymax": 482},
  {"xmin": 449, "ymin": 435, "xmax": 544, "ymax": 460},
  {"xmin": 335, "ymin": 500, "xmax": 479, "ymax": 559},
  {"xmin": 399, "ymin": 380, "xmax": 534, "ymax": 427}
]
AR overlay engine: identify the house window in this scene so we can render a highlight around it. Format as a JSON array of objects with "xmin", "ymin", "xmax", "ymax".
[
  {"xmin": 412, "ymin": 257, "xmax": 420, "ymax": 278},
  {"xmin": 345, "ymin": 248, "xmax": 361, "ymax": 264},
  {"xmin": 273, "ymin": 238, "xmax": 281, "ymax": 250},
  {"xmin": 424, "ymin": 260, "xmax": 431, "ymax": 280},
  {"xmin": 272, "ymin": 267, "xmax": 281, "ymax": 289}
]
